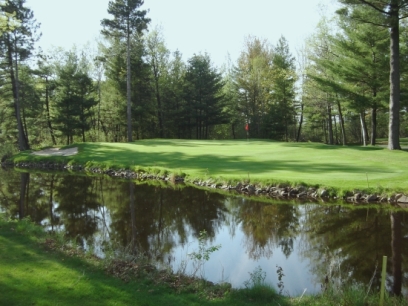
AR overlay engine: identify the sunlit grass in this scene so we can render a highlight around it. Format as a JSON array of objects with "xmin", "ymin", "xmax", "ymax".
[{"xmin": 11, "ymin": 139, "xmax": 408, "ymax": 194}]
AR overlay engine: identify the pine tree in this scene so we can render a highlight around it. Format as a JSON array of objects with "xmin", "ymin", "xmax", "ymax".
[
  {"xmin": 182, "ymin": 54, "xmax": 226, "ymax": 139},
  {"xmin": 268, "ymin": 36, "xmax": 297, "ymax": 141},
  {"xmin": 53, "ymin": 49, "xmax": 97, "ymax": 144},
  {"xmin": 101, "ymin": 0, "xmax": 150, "ymax": 142},
  {"xmin": 0, "ymin": 0, "xmax": 40, "ymax": 150},
  {"xmin": 338, "ymin": 0, "xmax": 408, "ymax": 149}
]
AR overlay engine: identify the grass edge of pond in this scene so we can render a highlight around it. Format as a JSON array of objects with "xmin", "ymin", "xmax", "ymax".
[{"xmin": 4, "ymin": 159, "xmax": 405, "ymax": 206}]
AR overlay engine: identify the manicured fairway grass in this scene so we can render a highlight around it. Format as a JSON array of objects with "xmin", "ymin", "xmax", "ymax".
[{"xmin": 11, "ymin": 139, "xmax": 408, "ymax": 194}]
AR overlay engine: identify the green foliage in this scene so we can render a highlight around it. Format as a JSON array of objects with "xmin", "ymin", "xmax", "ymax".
[
  {"xmin": 234, "ymin": 36, "xmax": 274, "ymax": 138},
  {"xmin": 243, "ymin": 266, "xmax": 266, "ymax": 288},
  {"xmin": 53, "ymin": 48, "xmax": 97, "ymax": 144},
  {"xmin": 189, "ymin": 230, "xmax": 221, "ymax": 262},
  {"xmin": 0, "ymin": 0, "xmax": 40, "ymax": 151},
  {"xmin": 233, "ymin": 35, "xmax": 297, "ymax": 141},
  {"xmin": 181, "ymin": 54, "xmax": 228, "ymax": 139},
  {"xmin": 101, "ymin": 0, "xmax": 150, "ymax": 39},
  {"xmin": 189, "ymin": 230, "xmax": 221, "ymax": 277}
]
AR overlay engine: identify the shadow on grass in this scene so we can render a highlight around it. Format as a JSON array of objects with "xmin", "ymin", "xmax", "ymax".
[
  {"xmin": 281, "ymin": 142, "xmax": 386, "ymax": 151},
  {"xmin": 76, "ymin": 143, "xmax": 391, "ymax": 177}
]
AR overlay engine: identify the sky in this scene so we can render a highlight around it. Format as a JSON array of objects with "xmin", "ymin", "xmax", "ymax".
[{"xmin": 25, "ymin": 0, "xmax": 339, "ymax": 68}]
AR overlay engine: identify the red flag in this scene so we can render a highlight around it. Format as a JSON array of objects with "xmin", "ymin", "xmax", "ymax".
[{"xmin": 245, "ymin": 123, "xmax": 249, "ymax": 131}]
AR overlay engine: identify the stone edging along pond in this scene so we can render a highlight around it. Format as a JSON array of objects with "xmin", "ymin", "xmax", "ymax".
[{"xmin": 4, "ymin": 160, "xmax": 408, "ymax": 207}]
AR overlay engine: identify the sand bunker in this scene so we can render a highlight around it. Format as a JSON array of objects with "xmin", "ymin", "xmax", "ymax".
[{"xmin": 31, "ymin": 147, "xmax": 78, "ymax": 157}]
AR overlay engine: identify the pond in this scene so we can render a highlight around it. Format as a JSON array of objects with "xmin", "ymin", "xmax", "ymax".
[{"xmin": 0, "ymin": 168, "xmax": 407, "ymax": 296}]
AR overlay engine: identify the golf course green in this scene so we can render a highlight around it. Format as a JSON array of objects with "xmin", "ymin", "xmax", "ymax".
[{"xmin": 9, "ymin": 139, "xmax": 408, "ymax": 196}]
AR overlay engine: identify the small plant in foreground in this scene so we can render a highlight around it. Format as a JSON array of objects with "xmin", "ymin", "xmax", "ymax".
[
  {"xmin": 188, "ymin": 230, "xmax": 221, "ymax": 278},
  {"xmin": 276, "ymin": 265, "xmax": 285, "ymax": 294},
  {"xmin": 243, "ymin": 266, "xmax": 266, "ymax": 288}
]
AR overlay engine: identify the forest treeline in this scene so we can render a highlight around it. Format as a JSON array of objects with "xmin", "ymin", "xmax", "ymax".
[{"xmin": 1, "ymin": 0, "xmax": 408, "ymax": 153}]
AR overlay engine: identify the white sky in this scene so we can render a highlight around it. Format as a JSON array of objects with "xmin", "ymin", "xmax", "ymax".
[{"xmin": 25, "ymin": 0, "xmax": 339, "ymax": 68}]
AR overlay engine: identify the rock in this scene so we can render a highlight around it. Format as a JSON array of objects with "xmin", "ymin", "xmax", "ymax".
[
  {"xmin": 354, "ymin": 193, "xmax": 362, "ymax": 201},
  {"xmin": 365, "ymin": 194, "xmax": 378, "ymax": 202},
  {"xmin": 247, "ymin": 185, "xmax": 256, "ymax": 194},
  {"xmin": 289, "ymin": 188, "xmax": 299, "ymax": 197},
  {"xmin": 395, "ymin": 193, "xmax": 404, "ymax": 201},
  {"xmin": 297, "ymin": 192, "xmax": 307, "ymax": 198},
  {"xmin": 320, "ymin": 189, "xmax": 329, "ymax": 197},
  {"xmin": 397, "ymin": 195, "xmax": 408, "ymax": 204}
]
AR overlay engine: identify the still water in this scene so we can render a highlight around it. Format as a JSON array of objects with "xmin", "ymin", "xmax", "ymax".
[{"xmin": 0, "ymin": 169, "xmax": 406, "ymax": 296}]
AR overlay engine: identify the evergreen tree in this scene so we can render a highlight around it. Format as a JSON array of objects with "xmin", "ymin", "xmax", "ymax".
[
  {"xmin": 267, "ymin": 36, "xmax": 297, "ymax": 141},
  {"xmin": 145, "ymin": 27, "xmax": 170, "ymax": 138},
  {"xmin": 53, "ymin": 49, "xmax": 97, "ymax": 144},
  {"xmin": 304, "ymin": 17, "xmax": 343, "ymax": 145},
  {"xmin": 0, "ymin": 0, "xmax": 40, "ymax": 150},
  {"xmin": 182, "ymin": 54, "xmax": 227, "ymax": 139},
  {"xmin": 333, "ymin": 6, "xmax": 389, "ymax": 145},
  {"xmin": 101, "ymin": 0, "xmax": 150, "ymax": 142},
  {"xmin": 35, "ymin": 53, "xmax": 57, "ymax": 145},
  {"xmin": 161, "ymin": 50, "xmax": 186, "ymax": 138},
  {"xmin": 338, "ymin": 0, "xmax": 408, "ymax": 150}
]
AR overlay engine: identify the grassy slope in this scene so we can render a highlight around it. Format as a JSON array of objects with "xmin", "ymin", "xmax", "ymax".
[
  {"xmin": 11, "ymin": 139, "xmax": 408, "ymax": 193},
  {"xmin": 0, "ymin": 216, "xmax": 255, "ymax": 306},
  {"xmin": 1, "ymin": 216, "xmax": 405, "ymax": 306}
]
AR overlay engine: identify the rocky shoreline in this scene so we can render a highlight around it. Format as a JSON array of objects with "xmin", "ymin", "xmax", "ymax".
[{"xmin": 3, "ymin": 160, "xmax": 408, "ymax": 206}]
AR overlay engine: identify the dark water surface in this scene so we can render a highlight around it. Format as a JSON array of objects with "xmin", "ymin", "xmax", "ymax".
[{"xmin": 1, "ymin": 168, "xmax": 407, "ymax": 296}]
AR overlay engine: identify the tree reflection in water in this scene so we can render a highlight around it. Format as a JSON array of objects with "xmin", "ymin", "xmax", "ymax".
[
  {"xmin": 0, "ymin": 169, "xmax": 407, "ymax": 295},
  {"xmin": 19, "ymin": 173, "xmax": 29, "ymax": 219},
  {"xmin": 237, "ymin": 199, "xmax": 300, "ymax": 260},
  {"xmin": 391, "ymin": 211, "xmax": 402, "ymax": 296}
]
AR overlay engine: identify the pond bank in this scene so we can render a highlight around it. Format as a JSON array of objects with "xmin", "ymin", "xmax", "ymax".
[
  {"xmin": 1, "ymin": 214, "xmax": 407, "ymax": 306},
  {"xmin": 4, "ymin": 159, "xmax": 408, "ymax": 207}
]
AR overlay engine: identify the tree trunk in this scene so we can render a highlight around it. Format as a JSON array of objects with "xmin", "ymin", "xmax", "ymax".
[
  {"xmin": 323, "ymin": 120, "xmax": 328, "ymax": 144},
  {"xmin": 370, "ymin": 107, "xmax": 377, "ymax": 146},
  {"xmin": 336, "ymin": 95, "xmax": 347, "ymax": 145},
  {"xmin": 231, "ymin": 123, "xmax": 236, "ymax": 139},
  {"xmin": 153, "ymin": 60, "xmax": 164, "ymax": 138},
  {"xmin": 126, "ymin": 29, "xmax": 132, "ymax": 142},
  {"xmin": 388, "ymin": 1, "xmax": 401, "ymax": 150},
  {"xmin": 7, "ymin": 35, "xmax": 29, "ymax": 151},
  {"xmin": 327, "ymin": 104, "xmax": 334, "ymax": 145},
  {"xmin": 360, "ymin": 111, "xmax": 368, "ymax": 146},
  {"xmin": 296, "ymin": 103, "xmax": 304, "ymax": 142},
  {"xmin": 333, "ymin": 115, "xmax": 339, "ymax": 144},
  {"xmin": 45, "ymin": 77, "xmax": 56, "ymax": 145}
]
